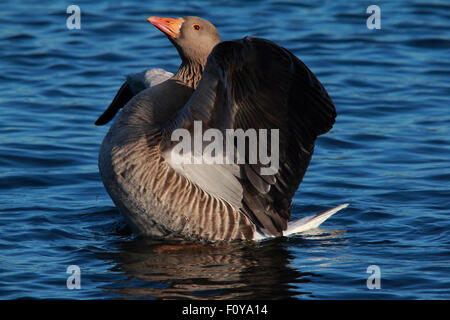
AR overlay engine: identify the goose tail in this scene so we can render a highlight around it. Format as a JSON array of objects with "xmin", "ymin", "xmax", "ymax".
[{"xmin": 283, "ymin": 203, "xmax": 349, "ymax": 237}]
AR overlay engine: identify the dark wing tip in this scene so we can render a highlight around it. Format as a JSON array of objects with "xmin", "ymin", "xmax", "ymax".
[
  {"xmin": 95, "ymin": 82, "xmax": 134, "ymax": 126},
  {"xmin": 94, "ymin": 113, "xmax": 111, "ymax": 126}
]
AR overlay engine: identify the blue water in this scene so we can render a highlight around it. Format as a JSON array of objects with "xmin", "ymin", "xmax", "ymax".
[{"xmin": 0, "ymin": 0, "xmax": 449, "ymax": 299}]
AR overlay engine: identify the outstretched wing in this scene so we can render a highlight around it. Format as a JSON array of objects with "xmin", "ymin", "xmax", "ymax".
[
  {"xmin": 95, "ymin": 82, "xmax": 134, "ymax": 126},
  {"xmin": 162, "ymin": 37, "xmax": 336, "ymax": 236},
  {"xmin": 95, "ymin": 69, "xmax": 173, "ymax": 126}
]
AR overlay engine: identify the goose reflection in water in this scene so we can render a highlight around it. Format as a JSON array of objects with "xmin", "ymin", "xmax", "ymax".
[{"xmin": 95, "ymin": 227, "xmax": 346, "ymax": 300}]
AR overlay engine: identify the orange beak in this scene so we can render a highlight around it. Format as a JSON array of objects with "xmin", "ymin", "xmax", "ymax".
[{"xmin": 147, "ymin": 16, "xmax": 184, "ymax": 39}]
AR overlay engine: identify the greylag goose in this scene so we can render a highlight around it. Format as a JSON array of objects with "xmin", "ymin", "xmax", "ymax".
[{"xmin": 96, "ymin": 16, "xmax": 348, "ymax": 242}]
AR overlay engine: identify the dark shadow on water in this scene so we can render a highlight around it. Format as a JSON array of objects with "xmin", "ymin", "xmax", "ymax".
[{"xmin": 99, "ymin": 237, "xmax": 318, "ymax": 299}]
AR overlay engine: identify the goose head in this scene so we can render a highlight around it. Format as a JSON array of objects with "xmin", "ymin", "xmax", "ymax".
[{"xmin": 147, "ymin": 16, "xmax": 221, "ymax": 67}]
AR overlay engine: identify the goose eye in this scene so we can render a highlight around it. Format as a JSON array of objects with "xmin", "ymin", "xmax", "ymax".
[{"xmin": 193, "ymin": 24, "xmax": 200, "ymax": 30}]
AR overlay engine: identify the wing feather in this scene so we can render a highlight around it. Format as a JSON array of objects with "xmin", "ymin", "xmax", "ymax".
[{"xmin": 161, "ymin": 37, "xmax": 336, "ymax": 236}]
